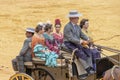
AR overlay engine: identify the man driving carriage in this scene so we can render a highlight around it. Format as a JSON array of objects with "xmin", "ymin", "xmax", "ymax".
[{"xmin": 63, "ymin": 10, "xmax": 95, "ymax": 75}]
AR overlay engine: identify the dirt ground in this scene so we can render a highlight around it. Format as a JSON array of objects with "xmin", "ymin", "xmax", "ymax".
[{"xmin": 0, "ymin": 0, "xmax": 120, "ymax": 80}]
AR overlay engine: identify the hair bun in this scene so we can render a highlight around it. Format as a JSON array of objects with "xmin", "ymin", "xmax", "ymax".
[{"xmin": 55, "ymin": 19, "xmax": 61, "ymax": 25}]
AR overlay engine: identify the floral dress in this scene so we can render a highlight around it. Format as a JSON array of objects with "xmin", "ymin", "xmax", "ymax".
[
  {"xmin": 43, "ymin": 32, "xmax": 59, "ymax": 54},
  {"xmin": 53, "ymin": 32, "xmax": 63, "ymax": 46},
  {"xmin": 32, "ymin": 33, "xmax": 58, "ymax": 67}
]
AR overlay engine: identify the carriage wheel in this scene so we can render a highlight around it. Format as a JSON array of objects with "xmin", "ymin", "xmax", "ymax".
[
  {"xmin": 33, "ymin": 68, "xmax": 55, "ymax": 80},
  {"xmin": 9, "ymin": 73, "xmax": 34, "ymax": 80}
]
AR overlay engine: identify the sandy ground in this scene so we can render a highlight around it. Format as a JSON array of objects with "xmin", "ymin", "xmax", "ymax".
[{"xmin": 0, "ymin": 0, "xmax": 120, "ymax": 80}]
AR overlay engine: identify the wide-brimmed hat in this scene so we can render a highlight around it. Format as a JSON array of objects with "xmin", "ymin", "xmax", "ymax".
[
  {"xmin": 26, "ymin": 28, "xmax": 35, "ymax": 33},
  {"xmin": 67, "ymin": 10, "xmax": 82, "ymax": 18}
]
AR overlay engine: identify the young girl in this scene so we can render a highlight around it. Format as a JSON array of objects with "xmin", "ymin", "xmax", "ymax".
[{"xmin": 53, "ymin": 19, "xmax": 63, "ymax": 46}]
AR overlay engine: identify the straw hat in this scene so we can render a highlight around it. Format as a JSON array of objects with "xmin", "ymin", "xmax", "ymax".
[{"xmin": 67, "ymin": 10, "xmax": 82, "ymax": 18}]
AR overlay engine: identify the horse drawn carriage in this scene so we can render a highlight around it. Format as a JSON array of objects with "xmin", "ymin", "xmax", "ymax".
[{"xmin": 9, "ymin": 44, "xmax": 120, "ymax": 80}]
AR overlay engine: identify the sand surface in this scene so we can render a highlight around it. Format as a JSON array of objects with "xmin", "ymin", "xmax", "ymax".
[{"xmin": 0, "ymin": 0, "xmax": 120, "ymax": 79}]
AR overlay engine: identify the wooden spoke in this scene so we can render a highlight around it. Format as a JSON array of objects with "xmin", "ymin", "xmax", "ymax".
[{"xmin": 9, "ymin": 73, "xmax": 34, "ymax": 80}]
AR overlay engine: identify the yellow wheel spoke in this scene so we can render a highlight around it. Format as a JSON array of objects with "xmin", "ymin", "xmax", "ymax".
[
  {"xmin": 21, "ymin": 75, "xmax": 24, "ymax": 80},
  {"xmin": 9, "ymin": 73, "xmax": 33, "ymax": 80},
  {"xmin": 15, "ymin": 76, "xmax": 19, "ymax": 80}
]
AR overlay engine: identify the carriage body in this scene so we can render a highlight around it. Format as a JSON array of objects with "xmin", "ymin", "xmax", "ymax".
[{"xmin": 9, "ymin": 46, "xmax": 120, "ymax": 80}]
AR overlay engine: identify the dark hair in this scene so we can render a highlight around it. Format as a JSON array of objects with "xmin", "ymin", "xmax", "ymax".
[
  {"xmin": 44, "ymin": 24, "xmax": 52, "ymax": 32},
  {"xmin": 35, "ymin": 25, "xmax": 43, "ymax": 33},
  {"xmin": 80, "ymin": 19, "xmax": 89, "ymax": 28},
  {"xmin": 31, "ymin": 33, "xmax": 34, "ymax": 35},
  {"xmin": 26, "ymin": 32, "xmax": 34, "ymax": 36}
]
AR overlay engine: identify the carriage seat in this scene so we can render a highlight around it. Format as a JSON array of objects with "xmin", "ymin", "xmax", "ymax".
[
  {"xmin": 60, "ymin": 43, "xmax": 72, "ymax": 53},
  {"xmin": 60, "ymin": 43, "xmax": 73, "ymax": 60},
  {"xmin": 31, "ymin": 44, "xmax": 73, "ymax": 66},
  {"xmin": 24, "ymin": 57, "xmax": 45, "ymax": 68},
  {"xmin": 32, "ymin": 57, "xmax": 45, "ymax": 65}
]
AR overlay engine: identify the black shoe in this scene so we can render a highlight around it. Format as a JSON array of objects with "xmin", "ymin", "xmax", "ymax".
[
  {"xmin": 88, "ymin": 70, "xmax": 95, "ymax": 75},
  {"xmin": 85, "ymin": 67, "xmax": 95, "ymax": 75},
  {"xmin": 79, "ymin": 73, "xmax": 88, "ymax": 80}
]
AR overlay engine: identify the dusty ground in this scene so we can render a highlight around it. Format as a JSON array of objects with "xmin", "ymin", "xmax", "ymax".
[{"xmin": 0, "ymin": 0, "xmax": 120, "ymax": 79}]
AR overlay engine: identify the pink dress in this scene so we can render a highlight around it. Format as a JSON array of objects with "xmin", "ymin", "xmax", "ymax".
[{"xmin": 53, "ymin": 32, "xmax": 63, "ymax": 45}]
